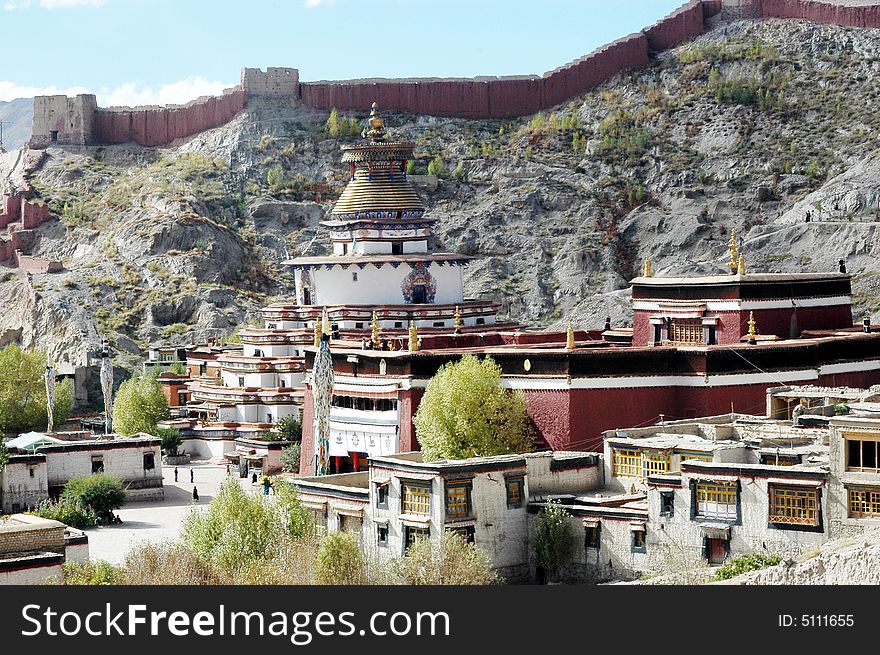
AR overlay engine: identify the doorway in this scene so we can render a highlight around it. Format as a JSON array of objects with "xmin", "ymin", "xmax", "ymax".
[{"xmin": 707, "ymin": 538, "xmax": 728, "ymax": 565}]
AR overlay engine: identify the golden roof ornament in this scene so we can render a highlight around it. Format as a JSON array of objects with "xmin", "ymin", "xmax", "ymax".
[
  {"xmin": 409, "ymin": 320, "xmax": 419, "ymax": 352},
  {"xmin": 313, "ymin": 313, "xmax": 322, "ymax": 348},
  {"xmin": 737, "ymin": 254, "xmax": 746, "ymax": 276},
  {"xmin": 362, "ymin": 102, "xmax": 387, "ymax": 142},
  {"xmin": 322, "ymin": 307, "xmax": 331, "ymax": 337},
  {"xmin": 643, "ymin": 257, "xmax": 653, "ymax": 278},
  {"xmin": 453, "ymin": 306, "xmax": 463, "ymax": 334},
  {"xmin": 747, "ymin": 311, "xmax": 757, "ymax": 344},
  {"xmin": 728, "ymin": 228, "xmax": 739, "ymax": 273},
  {"xmin": 566, "ymin": 325, "xmax": 576, "ymax": 350},
  {"xmin": 371, "ymin": 310, "xmax": 381, "ymax": 348}
]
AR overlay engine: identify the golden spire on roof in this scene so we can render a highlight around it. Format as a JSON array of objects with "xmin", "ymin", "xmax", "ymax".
[
  {"xmin": 566, "ymin": 325, "xmax": 576, "ymax": 350},
  {"xmin": 747, "ymin": 311, "xmax": 757, "ymax": 344},
  {"xmin": 409, "ymin": 320, "xmax": 419, "ymax": 352},
  {"xmin": 454, "ymin": 306, "xmax": 463, "ymax": 334},
  {"xmin": 322, "ymin": 307, "xmax": 331, "ymax": 337},
  {"xmin": 313, "ymin": 313, "xmax": 322, "ymax": 348},
  {"xmin": 737, "ymin": 254, "xmax": 746, "ymax": 276},
  {"xmin": 362, "ymin": 102, "xmax": 386, "ymax": 142},
  {"xmin": 371, "ymin": 310, "xmax": 381, "ymax": 348},
  {"xmin": 643, "ymin": 256, "xmax": 653, "ymax": 278},
  {"xmin": 728, "ymin": 228, "xmax": 739, "ymax": 273}
]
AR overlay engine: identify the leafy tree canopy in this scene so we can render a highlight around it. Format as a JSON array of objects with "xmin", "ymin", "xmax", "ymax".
[
  {"xmin": 0, "ymin": 344, "xmax": 73, "ymax": 434},
  {"xmin": 315, "ymin": 531, "xmax": 366, "ymax": 585},
  {"xmin": 533, "ymin": 499, "xmax": 574, "ymax": 583},
  {"xmin": 413, "ymin": 354, "xmax": 533, "ymax": 461},
  {"xmin": 112, "ymin": 373, "xmax": 170, "ymax": 436}
]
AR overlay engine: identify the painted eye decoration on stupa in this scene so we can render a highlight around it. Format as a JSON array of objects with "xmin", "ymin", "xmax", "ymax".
[{"xmin": 401, "ymin": 262, "xmax": 437, "ymax": 304}]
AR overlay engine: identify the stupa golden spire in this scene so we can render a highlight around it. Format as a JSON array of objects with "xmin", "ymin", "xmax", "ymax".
[
  {"xmin": 643, "ymin": 256, "xmax": 653, "ymax": 277},
  {"xmin": 371, "ymin": 310, "xmax": 381, "ymax": 348},
  {"xmin": 313, "ymin": 313, "xmax": 322, "ymax": 347},
  {"xmin": 454, "ymin": 306, "xmax": 463, "ymax": 333},
  {"xmin": 728, "ymin": 228, "xmax": 739, "ymax": 273},
  {"xmin": 566, "ymin": 325, "xmax": 576, "ymax": 350},
  {"xmin": 747, "ymin": 311, "xmax": 757, "ymax": 344},
  {"xmin": 321, "ymin": 307, "xmax": 331, "ymax": 336},
  {"xmin": 738, "ymin": 254, "xmax": 746, "ymax": 276},
  {"xmin": 362, "ymin": 102, "xmax": 386, "ymax": 142},
  {"xmin": 409, "ymin": 320, "xmax": 419, "ymax": 352}
]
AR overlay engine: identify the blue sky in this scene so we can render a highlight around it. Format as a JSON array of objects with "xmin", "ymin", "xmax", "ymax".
[{"xmin": 1, "ymin": 0, "xmax": 686, "ymax": 104}]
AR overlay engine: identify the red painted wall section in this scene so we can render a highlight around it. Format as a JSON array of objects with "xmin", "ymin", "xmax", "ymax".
[
  {"xmin": 524, "ymin": 390, "xmax": 571, "ymax": 450},
  {"xmin": 760, "ymin": 0, "xmax": 880, "ymax": 28},
  {"xmin": 643, "ymin": 0, "xmax": 706, "ymax": 51},
  {"xmin": 20, "ymin": 199, "xmax": 49, "ymax": 230},
  {"xmin": 93, "ymin": 89, "xmax": 245, "ymax": 147}
]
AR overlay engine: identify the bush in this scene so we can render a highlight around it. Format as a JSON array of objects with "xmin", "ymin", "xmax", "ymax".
[
  {"xmin": 315, "ymin": 531, "xmax": 366, "ymax": 584},
  {"xmin": 156, "ymin": 427, "xmax": 182, "ymax": 455},
  {"xmin": 62, "ymin": 560, "xmax": 121, "ymax": 585},
  {"xmin": 267, "ymin": 165, "xmax": 284, "ymax": 190},
  {"xmin": 32, "ymin": 497, "xmax": 97, "ymax": 529},
  {"xmin": 280, "ymin": 443, "xmax": 302, "ymax": 473},
  {"xmin": 713, "ymin": 553, "xmax": 782, "ymax": 581},
  {"xmin": 533, "ymin": 500, "xmax": 573, "ymax": 583},
  {"xmin": 427, "ymin": 155, "xmax": 446, "ymax": 178},
  {"xmin": 394, "ymin": 532, "xmax": 499, "ymax": 585},
  {"xmin": 61, "ymin": 474, "xmax": 126, "ymax": 520},
  {"xmin": 271, "ymin": 415, "xmax": 302, "ymax": 442},
  {"xmin": 120, "ymin": 542, "xmax": 222, "ymax": 585},
  {"xmin": 181, "ymin": 478, "xmax": 310, "ymax": 573}
]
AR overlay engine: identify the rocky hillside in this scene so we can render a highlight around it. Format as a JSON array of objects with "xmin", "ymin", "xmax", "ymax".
[
  {"xmin": 0, "ymin": 98, "xmax": 32, "ymax": 152},
  {"xmin": 2, "ymin": 18, "xmax": 880, "ymax": 385}
]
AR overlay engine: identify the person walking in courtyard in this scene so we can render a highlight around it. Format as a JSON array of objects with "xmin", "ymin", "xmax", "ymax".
[
  {"xmin": 190, "ymin": 467, "xmax": 194, "ymax": 483},
  {"xmin": 192, "ymin": 486, "xmax": 199, "ymax": 502},
  {"xmin": 174, "ymin": 467, "xmax": 178, "ymax": 482}
]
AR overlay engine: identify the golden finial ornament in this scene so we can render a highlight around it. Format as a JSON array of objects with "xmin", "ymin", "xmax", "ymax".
[
  {"xmin": 409, "ymin": 320, "xmax": 419, "ymax": 352},
  {"xmin": 643, "ymin": 256, "xmax": 653, "ymax": 278},
  {"xmin": 566, "ymin": 325, "xmax": 576, "ymax": 350},
  {"xmin": 363, "ymin": 102, "xmax": 386, "ymax": 142},
  {"xmin": 453, "ymin": 306, "xmax": 463, "ymax": 334},
  {"xmin": 321, "ymin": 307, "xmax": 331, "ymax": 337},
  {"xmin": 747, "ymin": 311, "xmax": 757, "ymax": 344},
  {"xmin": 313, "ymin": 313, "xmax": 322, "ymax": 348},
  {"xmin": 737, "ymin": 254, "xmax": 746, "ymax": 276},
  {"xmin": 371, "ymin": 310, "xmax": 381, "ymax": 348},
  {"xmin": 728, "ymin": 228, "xmax": 739, "ymax": 272}
]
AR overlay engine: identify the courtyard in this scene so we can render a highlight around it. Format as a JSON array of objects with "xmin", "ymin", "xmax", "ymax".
[{"xmin": 85, "ymin": 459, "xmax": 261, "ymax": 565}]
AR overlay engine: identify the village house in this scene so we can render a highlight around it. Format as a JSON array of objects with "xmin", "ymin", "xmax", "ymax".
[
  {"xmin": 1, "ymin": 432, "xmax": 164, "ymax": 513},
  {"xmin": 0, "ymin": 514, "xmax": 88, "ymax": 585}
]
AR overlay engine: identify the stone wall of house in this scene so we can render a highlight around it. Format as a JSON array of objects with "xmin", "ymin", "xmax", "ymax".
[{"xmin": 0, "ymin": 457, "xmax": 49, "ymax": 513}]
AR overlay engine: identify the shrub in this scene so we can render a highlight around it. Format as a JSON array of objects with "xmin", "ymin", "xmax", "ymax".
[
  {"xmin": 453, "ymin": 161, "xmax": 467, "ymax": 182},
  {"xmin": 394, "ymin": 532, "xmax": 499, "ymax": 585},
  {"xmin": 120, "ymin": 542, "xmax": 222, "ymax": 585},
  {"xmin": 427, "ymin": 155, "xmax": 446, "ymax": 178},
  {"xmin": 272, "ymin": 415, "xmax": 302, "ymax": 442},
  {"xmin": 62, "ymin": 560, "xmax": 121, "ymax": 585},
  {"xmin": 533, "ymin": 500, "xmax": 573, "ymax": 583},
  {"xmin": 315, "ymin": 531, "xmax": 367, "ymax": 584},
  {"xmin": 267, "ymin": 165, "xmax": 284, "ymax": 190},
  {"xmin": 61, "ymin": 474, "xmax": 127, "ymax": 520},
  {"xmin": 32, "ymin": 497, "xmax": 97, "ymax": 529},
  {"xmin": 280, "ymin": 443, "xmax": 302, "ymax": 473},
  {"xmin": 169, "ymin": 362, "xmax": 187, "ymax": 375},
  {"xmin": 156, "ymin": 427, "xmax": 182, "ymax": 456},
  {"xmin": 713, "ymin": 553, "xmax": 782, "ymax": 581}
]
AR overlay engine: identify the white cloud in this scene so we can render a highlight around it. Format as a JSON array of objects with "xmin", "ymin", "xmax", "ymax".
[
  {"xmin": 0, "ymin": 77, "xmax": 233, "ymax": 107},
  {"xmin": 0, "ymin": 81, "xmax": 89, "ymax": 102},
  {"xmin": 4, "ymin": 0, "xmax": 105, "ymax": 9},
  {"xmin": 304, "ymin": 0, "xmax": 335, "ymax": 7},
  {"xmin": 96, "ymin": 77, "xmax": 234, "ymax": 107}
]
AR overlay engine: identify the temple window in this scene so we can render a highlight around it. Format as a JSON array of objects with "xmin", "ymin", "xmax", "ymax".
[
  {"xmin": 694, "ymin": 483, "xmax": 738, "ymax": 520},
  {"xmin": 143, "ymin": 453, "xmax": 155, "ymax": 471},
  {"xmin": 394, "ymin": 322, "xmax": 403, "ymax": 328},
  {"xmin": 630, "ymin": 528, "xmax": 647, "ymax": 553},
  {"xmin": 392, "ymin": 242, "xmax": 403, "ymax": 255},
  {"xmin": 584, "ymin": 522, "xmax": 600, "ymax": 549},
  {"xmin": 506, "ymin": 477, "xmax": 524, "ymax": 508},
  {"xmin": 845, "ymin": 433, "xmax": 880, "ymax": 472},
  {"xmin": 476, "ymin": 318, "xmax": 485, "ymax": 325},
  {"xmin": 91, "ymin": 456, "xmax": 104, "ymax": 474},
  {"xmin": 445, "ymin": 482, "xmax": 472, "ymax": 519},
  {"xmin": 678, "ymin": 452, "xmax": 712, "ymax": 469},
  {"xmin": 768, "ymin": 485, "xmax": 819, "ymax": 527},
  {"xmin": 611, "ymin": 448, "xmax": 640, "ymax": 478},
  {"xmin": 401, "ymin": 481, "xmax": 431, "ymax": 515},
  {"xmin": 375, "ymin": 483, "xmax": 389, "ymax": 509},
  {"xmin": 660, "ymin": 491, "xmax": 674, "ymax": 517},
  {"xmin": 403, "ymin": 525, "xmax": 430, "ymax": 553},
  {"xmin": 642, "ymin": 450, "xmax": 671, "ymax": 478},
  {"xmin": 668, "ymin": 318, "xmax": 703, "ymax": 345},
  {"xmin": 377, "ymin": 524, "xmax": 389, "ymax": 547},
  {"xmin": 411, "ymin": 284, "xmax": 428, "ymax": 304},
  {"xmin": 448, "ymin": 525, "xmax": 475, "ymax": 544},
  {"xmin": 352, "ymin": 272, "xmax": 358, "ymax": 282},
  {"xmin": 848, "ymin": 488, "xmax": 880, "ymax": 518}
]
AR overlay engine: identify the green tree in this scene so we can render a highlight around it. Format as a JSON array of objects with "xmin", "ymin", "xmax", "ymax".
[
  {"xmin": 112, "ymin": 373, "xmax": 170, "ymax": 435},
  {"xmin": 413, "ymin": 354, "xmax": 533, "ymax": 461},
  {"xmin": 533, "ymin": 500, "xmax": 573, "ymax": 583},
  {"xmin": 156, "ymin": 427, "xmax": 182, "ymax": 456},
  {"xmin": 61, "ymin": 474, "xmax": 127, "ymax": 520},
  {"xmin": 314, "ymin": 531, "xmax": 366, "ymax": 584},
  {"xmin": 326, "ymin": 108, "xmax": 341, "ymax": 137},
  {"xmin": 427, "ymin": 155, "xmax": 446, "ymax": 178},
  {"xmin": 394, "ymin": 532, "xmax": 499, "ymax": 585},
  {"xmin": 273, "ymin": 415, "xmax": 302, "ymax": 442},
  {"xmin": 168, "ymin": 362, "xmax": 187, "ymax": 376},
  {"xmin": 0, "ymin": 441, "xmax": 8, "ymax": 471},
  {"xmin": 280, "ymin": 443, "xmax": 302, "ymax": 473},
  {"xmin": 181, "ymin": 478, "xmax": 310, "ymax": 573},
  {"xmin": 0, "ymin": 344, "xmax": 73, "ymax": 434}
]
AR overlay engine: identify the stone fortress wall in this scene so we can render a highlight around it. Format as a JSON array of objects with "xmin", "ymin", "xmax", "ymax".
[{"xmin": 27, "ymin": 0, "xmax": 880, "ymax": 148}]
